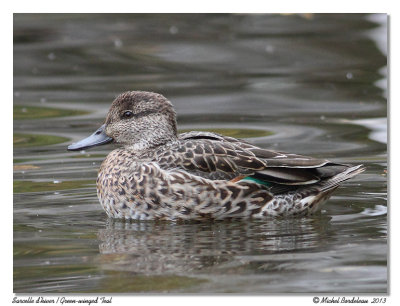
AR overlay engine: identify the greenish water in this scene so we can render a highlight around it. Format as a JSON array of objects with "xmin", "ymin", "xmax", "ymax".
[
  {"xmin": 14, "ymin": 133, "xmax": 69, "ymax": 148},
  {"xmin": 14, "ymin": 105, "xmax": 89, "ymax": 120},
  {"xmin": 13, "ymin": 13, "xmax": 387, "ymax": 293}
]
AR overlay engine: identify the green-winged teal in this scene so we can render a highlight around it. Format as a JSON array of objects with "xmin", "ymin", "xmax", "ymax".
[{"xmin": 68, "ymin": 91, "xmax": 365, "ymax": 220}]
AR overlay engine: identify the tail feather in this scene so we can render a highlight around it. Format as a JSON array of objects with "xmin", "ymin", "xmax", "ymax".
[{"xmin": 319, "ymin": 164, "xmax": 365, "ymax": 192}]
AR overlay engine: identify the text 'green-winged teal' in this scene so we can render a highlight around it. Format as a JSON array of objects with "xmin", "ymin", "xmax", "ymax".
[{"xmin": 68, "ymin": 91, "xmax": 365, "ymax": 221}]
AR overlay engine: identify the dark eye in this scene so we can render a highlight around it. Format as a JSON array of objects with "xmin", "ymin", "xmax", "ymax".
[{"xmin": 122, "ymin": 111, "xmax": 134, "ymax": 119}]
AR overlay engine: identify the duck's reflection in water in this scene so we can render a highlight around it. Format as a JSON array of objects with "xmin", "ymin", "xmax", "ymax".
[{"xmin": 97, "ymin": 216, "xmax": 332, "ymax": 275}]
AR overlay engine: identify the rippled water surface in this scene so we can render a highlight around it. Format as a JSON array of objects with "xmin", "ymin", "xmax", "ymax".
[{"xmin": 13, "ymin": 13, "xmax": 387, "ymax": 293}]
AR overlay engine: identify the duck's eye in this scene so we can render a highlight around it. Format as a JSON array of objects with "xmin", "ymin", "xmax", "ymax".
[{"xmin": 122, "ymin": 111, "xmax": 134, "ymax": 119}]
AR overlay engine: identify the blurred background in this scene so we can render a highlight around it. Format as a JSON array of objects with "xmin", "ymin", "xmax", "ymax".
[{"xmin": 13, "ymin": 13, "xmax": 387, "ymax": 293}]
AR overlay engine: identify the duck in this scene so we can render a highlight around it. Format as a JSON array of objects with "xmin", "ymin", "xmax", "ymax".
[{"xmin": 68, "ymin": 91, "xmax": 365, "ymax": 221}]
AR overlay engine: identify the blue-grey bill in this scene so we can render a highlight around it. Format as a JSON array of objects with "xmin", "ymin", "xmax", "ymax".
[{"xmin": 67, "ymin": 124, "xmax": 113, "ymax": 151}]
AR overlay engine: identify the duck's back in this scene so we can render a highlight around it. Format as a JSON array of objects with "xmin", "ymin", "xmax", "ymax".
[{"xmin": 145, "ymin": 131, "xmax": 358, "ymax": 193}]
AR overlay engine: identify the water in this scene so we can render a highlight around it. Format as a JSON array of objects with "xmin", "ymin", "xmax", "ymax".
[{"xmin": 13, "ymin": 13, "xmax": 387, "ymax": 293}]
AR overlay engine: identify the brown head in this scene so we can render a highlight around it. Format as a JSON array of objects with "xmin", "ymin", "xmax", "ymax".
[{"xmin": 67, "ymin": 91, "xmax": 178, "ymax": 152}]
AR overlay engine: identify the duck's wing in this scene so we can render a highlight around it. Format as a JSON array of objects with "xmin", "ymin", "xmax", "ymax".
[{"xmin": 156, "ymin": 131, "xmax": 346, "ymax": 186}]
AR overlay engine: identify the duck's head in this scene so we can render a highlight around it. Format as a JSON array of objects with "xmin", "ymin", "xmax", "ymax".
[{"xmin": 68, "ymin": 91, "xmax": 178, "ymax": 151}]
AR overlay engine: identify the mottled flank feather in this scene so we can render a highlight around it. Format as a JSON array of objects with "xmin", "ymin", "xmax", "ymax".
[{"xmin": 70, "ymin": 91, "xmax": 365, "ymax": 220}]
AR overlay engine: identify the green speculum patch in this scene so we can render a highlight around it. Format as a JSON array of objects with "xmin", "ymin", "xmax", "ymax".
[
  {"xmin": 14, "ymin": 133, "xmax": 69, "ymax": 148},
  {"xmin": 179, "ymin": 128, "xmax": 273, "ymax": 138},
  {"xmin": 14, "ymin": 105, "xmax": 89, "ymax": 120}
]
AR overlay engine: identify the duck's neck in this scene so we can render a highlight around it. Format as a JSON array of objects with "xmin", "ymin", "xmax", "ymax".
[{"xmin": 125, "ymin": 131, "xmax": 178, "ymax": 154}]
